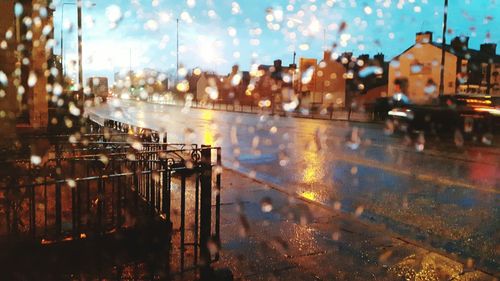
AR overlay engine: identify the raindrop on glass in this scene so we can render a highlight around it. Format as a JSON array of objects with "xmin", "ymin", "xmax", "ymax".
[
  {"xmin": 260, "ymin": 197, "xmax": 273, "ymax": 213},
  {"xmin": 28, "ymin": 71, "xmax": 37, "ymax": 87}
]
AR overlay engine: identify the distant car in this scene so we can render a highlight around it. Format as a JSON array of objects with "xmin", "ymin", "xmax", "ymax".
[
  {"xmin": 388, "ymin": 94, "xmax": 498, "ymax": 137},
  {"xmin": 373, "ymin": 96, "xmax": 411, "ymax": 121},
  {"xmin": 87, "ymin": 77, "xmax": 109, "ymax": 102}
]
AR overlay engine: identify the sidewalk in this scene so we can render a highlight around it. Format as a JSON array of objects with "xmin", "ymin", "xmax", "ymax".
[
  {"xmin": 208, "ymin": 169, "xmax": 496, "ymax": 281},
  {"xmin": 143, "ymin": 99, "xmax": 376, "ymax": 123}
]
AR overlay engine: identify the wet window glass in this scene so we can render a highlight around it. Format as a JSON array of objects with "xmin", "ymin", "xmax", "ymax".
[{"xmin": 0, "ymin": 0, "xmax": 498, "ymax": 279}]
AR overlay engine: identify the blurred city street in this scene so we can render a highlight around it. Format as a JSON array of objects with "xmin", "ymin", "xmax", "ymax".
[{"xmin": 87, "ymin": 99, "xmax": 500, "ymax": 275}]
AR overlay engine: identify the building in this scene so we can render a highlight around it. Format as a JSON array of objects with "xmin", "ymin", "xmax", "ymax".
[
  {"xmin": 0, "ymin": 0, "xmax": 54, "ymax": 139},
  {"xmin": 252, "ymin": 59, "xmax": 296, "ymax": 110},
  {"xmin": 299, "ymin": 51, "xmax": 346, "ymax": 110},
  {"xmin": 350, "ymin": 53, "xmax": 389, "ymax": 109},
  {"xmin": 87, "ymin": 76, "xmax": 109, "ymax": 101},
  {"xmin": 388, "ymin": 31, "xmax": 500, "ymax": 104},
  {"xmin": 195, "ymin": 72, "xmax": 223, "ymax": 104}
]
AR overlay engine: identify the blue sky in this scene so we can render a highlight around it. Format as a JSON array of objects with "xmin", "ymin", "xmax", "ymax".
[{"xmin": 52, "ymin": 0, "xmax": 499, "ymax": 82}]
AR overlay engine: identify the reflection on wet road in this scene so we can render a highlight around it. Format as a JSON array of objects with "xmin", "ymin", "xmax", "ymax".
[{"xmin": 87, "ymin": 99, "xmax": 499, "ymax": 272}]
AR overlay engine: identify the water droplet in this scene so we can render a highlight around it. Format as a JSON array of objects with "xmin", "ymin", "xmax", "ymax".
[
  {"xmin": 301, "ymin": 67, "xmax": 314, "ymax": 84},
  {"xmin": 31, "ymin": 155, "xmax": 42, "ymax": 165},
  {"xmin": 481, "ymin": 134, "xmax": 493, "ymax": 146},
  {"xmin": 69, "ymin": 103, "xmax": 80, "ymax": 116},
  {"xmin": 260, "ymin": 197, "xmax": 273, "ymax": 212},
  {"xmin": 231, "ymin": 2, "xmax": 241, "ymax": 14},
  {"xmin": 358, "ymin": 66, "xmax": 383, "ymax": 78},
  {"xmin": 186, "ymin": 0, "xmax": 196, "ymax": 8},
  {"xmin": 132, "ymin": 141, "xmax": 143, "ymax": 150},
  {"xmin": 99, "ymin": 154, "xmax": 109, "ymax": 165},
  {"xmin": 14, "ymin": 3, "xmax": 23, "ymax": 17},
  {"xmin": 354, "ymin": 206, "xmax": 364, "ymax": 217},
  {"xmin": 53, "ymin": 83, "xmax": 63, "ymax": 96},
  {"xmin": 42, "ymin": 24, "xmax": 52, "ymax": 36},
  {"xmin": 454, "ymin": 130, "xmax": 464, "ymax": 147},
  {"xmin": 332, "ymin": 231, "xmax": 341, "ymax": 241},
  {"xmin": 350, "ymin": 166, "xmax": 358, "ymax": 175},
  {"xmin": 144, "ymin": 19, "xmax": 158, "ymax": 31},
  {"xmin": 410, "ymin": 64, "xmax": 423, "ymax": 74},
  {"xmin": 28, "ymin": 71, "xmax": 37, "ymax": 87},
  {"xmin": 105, "ymin": 5, "xmax": 122, "ymax": 28},
  {"xmin": 67, "ymin": 179, "xmax": 76, "ymax": 188},
  {"xmin": 0, "ymin": 71, "xmax": 8, "ymax": 86},
  {"xmin": 205, "ymin": 86, "xmax": 218, "ymax": 100},
  {"xmin": 231, "ymin": 73, "xmax": 241, "ymax": 86},
  {"xmin": 333, "ymin": 201, "xmax": 341, "ymax": 211}
]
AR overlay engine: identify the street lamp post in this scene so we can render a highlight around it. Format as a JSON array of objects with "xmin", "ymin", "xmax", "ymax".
[
  {"xmin": 439, "ymin": 0, "xmax": 449, "ymax": 96},
  {"xmin": 77, "ymin": 0, "xmax": 83, "ymax": 98},
  {"xmin": 60, "ymin": 2, "xmax": 76, "ymax": 80},
  {"xmin": 59, "ymin": 0, "xmax": 93, "ymax": 100}
]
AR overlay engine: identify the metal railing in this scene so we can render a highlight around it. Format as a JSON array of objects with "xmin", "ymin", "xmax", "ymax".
[
  {"xmin": 0, "ymin": 134, "xmax": 222, "ymax": 274},
  {"xmin": 144, "ymin": 97, "xmax": 376, "ymax": 122}
]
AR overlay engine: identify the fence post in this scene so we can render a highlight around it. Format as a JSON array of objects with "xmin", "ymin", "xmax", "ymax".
[
  {"xmin": 215, "ymin": 148, "xmax": 221, "ymax": 258},
  {"xmin": 180, "ymin": 173, "xmax": 187, "ymax": 271},
  {"xmin": 199, "ymin": 145, "xmax": 212, "ymax": 269},
  {"xmin": 161, "ymin": 160, "xmax": 171, "ymax": 224},
  {"xmin": 30, "ymin": 185, "xmax": 36, "ymax": 238},
  {"xmin": 133, "ymin": 160, "xmax": 139, "ymax": 209},
  {"xmin": 55, "ymin": 144, "xmax": 62, "ymax": 237},
  {"xmin": 180, "ymin": 174, "xmax": 186, "ymax": 252},
  {"xmin": 194, "ymin": 172, "xmax": 200, "ymax": 265}
]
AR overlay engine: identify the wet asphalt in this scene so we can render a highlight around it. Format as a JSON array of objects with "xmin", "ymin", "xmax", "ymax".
[{"xmin": 87, "ymin": 99, "xmax": 499, "ymax": 274}]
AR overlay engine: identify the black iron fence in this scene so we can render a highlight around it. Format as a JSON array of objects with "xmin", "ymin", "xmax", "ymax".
[{"xmin": 0, "ymin": 133, "xmax": 222, "ymax": 275}]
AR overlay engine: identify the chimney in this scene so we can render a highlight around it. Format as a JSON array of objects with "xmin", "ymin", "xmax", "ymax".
[
  {"xmin": 323, "ymin": 50, "xmax": 332, "ymax": 61},
  {"xmin": 415, "ymin": 31, "xmax": 433, "ymax": 44},
  {"xmin": 273, "ymin": 59, "xmax": 282, "ymax": 71},
  {"xmin": 480, "ymin": 43, "xmax": 497, "ymax": 56},
  {"xmin": 451, "ymin": 36, "xmax": 469, "ymax": 53},
  {"xmin": 358, "ymin": 54, "xmax": 369, "ymax": 62},
  {"xmin": 374, "ymin": 53, "xmax": 385, "ymax": 64}
]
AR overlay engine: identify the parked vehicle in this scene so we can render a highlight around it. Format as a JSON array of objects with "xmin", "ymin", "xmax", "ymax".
[{"xmin": 388, "ymin": 94, "xmax": 499, "ymax": 137}]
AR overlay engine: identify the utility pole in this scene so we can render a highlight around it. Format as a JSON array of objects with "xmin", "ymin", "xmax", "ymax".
[
  {"xmin": 176, "ymin": 18, "xmax": 179, "ymax": 83},
  {"xmin": 77, "ymin": 0, "xmax": 83, "ymax": 98},
  {"xmin": 439, "ymin": 0, "xmax": 449, "ymax": 96},
  {"xmin": 60, "ymin": 2, "xmax": 76, "ymax": 83},
  {"xmin": 60, "ymin": 6, "xmax": 65, "ymax": 79},
  {"xmin": 323, "ymin": 28, "xmax": 327, "ymax": 51}
]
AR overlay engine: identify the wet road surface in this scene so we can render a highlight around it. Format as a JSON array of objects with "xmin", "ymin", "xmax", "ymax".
[{"xmin": 86, "ymin": 99, "xmax": 499, "ymax": 274}]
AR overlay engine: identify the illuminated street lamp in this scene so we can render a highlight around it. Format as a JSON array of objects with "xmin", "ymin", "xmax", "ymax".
[{"xmin": 60, "ymin": 2, "xmax": 75, "ymax": 81}]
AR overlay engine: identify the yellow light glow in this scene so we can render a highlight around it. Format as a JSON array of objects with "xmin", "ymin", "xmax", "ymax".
[
  {"xmin": 176, "ymin": 80, "xmax": 189, "ymax": 92},
  {"xmin": 201, "ymin": 110, "xmax": 213, "ymax": 120},
  {"xmin": 301, "ymin": 191, "xmax": 317, "ymax": 201},
  {"xmin": 203, "ymin": 130, "xmax": 214, "ymax": 145}
]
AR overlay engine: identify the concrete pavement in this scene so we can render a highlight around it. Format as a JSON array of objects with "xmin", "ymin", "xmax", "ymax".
[{"xmin": 201, "ymin": 169, "xmax": 497, "ymax": 281}]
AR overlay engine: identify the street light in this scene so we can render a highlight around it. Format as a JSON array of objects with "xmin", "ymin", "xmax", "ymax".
[
  {"xmin": 60, "ymin": 2, "xmax": 75, "ymax": 80},
  {"xmin": 439, "ymin": 0, "xmax": 449, "ymax": 96},
  {"xmin": 59, "ymin": 1, "xmax": 95, "ymax": 99}
]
